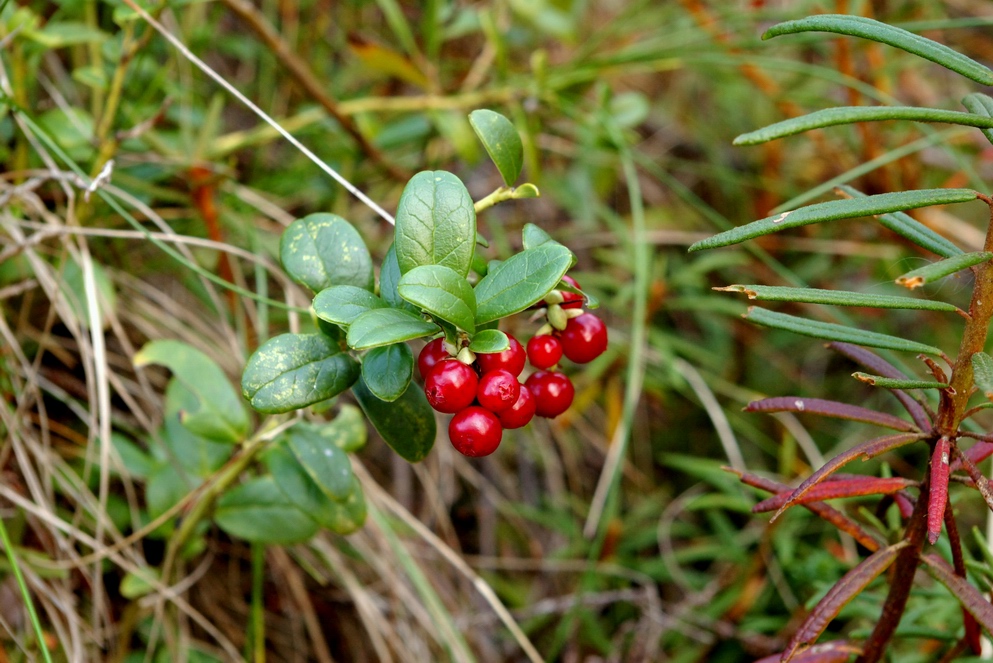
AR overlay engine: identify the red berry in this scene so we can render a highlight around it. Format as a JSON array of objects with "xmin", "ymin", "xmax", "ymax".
[
  {"xmin": 475, "ymin": 334, "xmax": 526, "ymax": 377},
  {"xmin": 525, "ymin": 371, "xmax": 574, "ymax": 418},
  {"xmin": 418, "ymin": 338, "xmax": 451, "ymax": 379},
  {"xmin": 526, "ymin": 335, "xmax": 563, "ymax": 369},
  {"xmin": 424, "ymin": 360, "xmax": 478, "ymax": 413},
  {"xmin": 559, "ymin": 274, "xmax": 584, "ymax": 309},
  {"xmin": 449, "ymin": 406, "xmax": 503, "ymax": 457},
  {"xmin": 496, "ymin": 384, "xmax": 536, "ymax": 429},
  {"xmin": 560, "ymin": 313, "xmax": 607, "ymax": 364},
  {"xmin": 476, "ymin": 369, "xmax": 521, "ymax": 413}
]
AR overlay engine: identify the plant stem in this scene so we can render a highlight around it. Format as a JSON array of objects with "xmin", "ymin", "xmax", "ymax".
[{"xmin": 0, "ymin": 516, "xmax": 55, "ymax": 663}]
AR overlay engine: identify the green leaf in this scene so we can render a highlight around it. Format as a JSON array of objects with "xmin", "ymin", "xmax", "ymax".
[
  {"xmin": 852, "ymin": 373, "xmax": 948, "ymax": 389},
  {"xmin": 764, "ymin": 15, "xmax": 993, "ymax": 86},
  {"xmin": 313, "ymin": 285, "xmax": 387, "ymax": 326},
  {"xmin": 268, "ymin": 445, "xmax": 368, "ymax": 534},
  {"xmin": 146, "ymin": 463, "xmax": 198, "ymax": 529},
  {"xmin": 557, "ymin": 279, "xmax": 599, "ymax": 309},
  {"xmin": 135, "ymin": 340, "xmax": 248, "ymax": 443},
  {"xmin": 474, "ymin": 243, "xmax": 575, "ymax": 324},
  {"xmin": 321, "ymin": 405, "xmax": 367, "ymax": 452},
  {"xmin": 468, "ymin": 109, "xmax": 524, "ymax": 187},
  {"xmin": 511, "ymin": 183, "xmax": 540, "ymax": 199},
  {"xmin": 963, "ymin": 93, "xmax": 993, "ymax": 146},
  {"xmin": 522, "ymin": 223, "xmax": 554, "ymax": 250},
  {"xmin": 468, "ymin": 329, "xmax": 509, "ymax": 354},
  {"xmin": 25, "ymin": 22, "xmax": 109, "ymax": 48},
  {"xmin": 353, "ymin": 376, "xmax": 435, "ymax": 462},
  {"xmin": 972, "ymin": 352, "xmax": 993, "ymax": 400},
  {"xmin": 346, "ymin": 308, "xmax": 440, "ymax": 350},
  {"xmin": 896, "ymin": 252, "xmax": 992, "ymax": 289},
  {"xmin": 398, "ymin": 265, "xmax": 477, "ymax": 333},
  {"xmin": 361, "ymin": 343, "xmax": 413, "ymax": 402},
  {"xmin": 120, "ymin": 567, "xmax": 160, "ymax": 600},
  {"xmin": 279, "ymin": 213, "xmax": 374, "ymax": 293},
  {"xmin": 735, "ymin": 107, "xmax": 993, "ymax": 146},
  {"xmin": 285, "ymin": 426, "xmax": 354, "ymax": 501},
  {"xmin": 837, "ymin": 185, "xmax": 963, "ymax": 258},
  {"xmin": 241, "ymin": 333, "xmax": 360, "ymax": 414},
  {"xmin": 394, "ymin": 171, "xmax": 476, "ymax": 277},
  {"xmin": 689, "ymin": 189, "xmax": 978, "ymax": 252},
  {"xmin": 745, "ymin": 308, "xmax": 943, "ymax": 356},
  {"xmin": 716, "ymin": 284, "xmax": 960, "ymax": 312},
  {"xmin": 163, "ymin": 380, "xmax": 234, "ymax": 476},
  {"xmin": 214, "ymin": 476, "xmax": 318, "ymax": 544},
  {"xmin": 379, "ymin": 244, "xmax": 418, "ymax": 312}
]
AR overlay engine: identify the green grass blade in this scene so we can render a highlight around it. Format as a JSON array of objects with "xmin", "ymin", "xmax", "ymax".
[
  {"xmin": 735, "ymin": 107, "xmax": 993, "ymax": 146},
  {"xmin": 717, "ymin": 285, "xmax": 960, "ymax": 312},
  {"xmin": 745, "ymin": 308, "xmax": 943, "ymax": 356},
  {"xmin": 896, "ymin": 252, "xmax": 992, "ymax": 289},
  {"xmin": 763, "ymin": 15, "xmax": 993, "ymax": 85},
  {"xmin": 689, "ymin": 189, "xmax": 978, "ymax": 252},
  {"xmin": 0, "ymin": 516, "xmax": 55, "ymax": 663}
]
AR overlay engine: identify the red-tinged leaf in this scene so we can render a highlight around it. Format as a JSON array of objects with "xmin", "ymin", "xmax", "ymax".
[
  {"xmin": 922, "ymin": 553, "xmax": 993, "ymax": 637},
  {"xmin": 732, "ymin": 469, "xmax": 883, "ymax": 551},
  {"xmin": 827, "ymin": 342, "xmax": 932, "ymax": 430},
  {"xmin": 753, "ymin": 477, "xmax": 916, "ymax": 514},
  {"xmin": 753, "ymin": 641, "xmax": 861, "ymax": 663},
  {"xmin": 945, "ymin": 500, "xmax": 983, "ymax": 654},
  {"xmin": 767, "ymin": 433, "xmax": 924, "ymax": 522},
  {"xmin": 954, "ymin": 440, "xmax": 993, "ymax": 470},
  {"xmin": 928, "ymin": 437, "xmax": 951, "ymax": 545},
  {"xmin": 952, "ymin": 445, "xmax": 993, "ymax": 513},
  {"xmin": 745, "ymin": 397, "xmax": 919, "ymax": 432},
  {"xmin": 894, "ymin": 492, "xmax": 915, "ymax": 519},
  {"xmin": 782, "ymin": 542, "xmax": 907, "ymax": 662}
]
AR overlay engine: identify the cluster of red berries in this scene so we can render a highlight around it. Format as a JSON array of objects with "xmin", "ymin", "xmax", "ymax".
[{"xmin": 417, "ymin": 275, "xmax": 608, "ymax": 457}]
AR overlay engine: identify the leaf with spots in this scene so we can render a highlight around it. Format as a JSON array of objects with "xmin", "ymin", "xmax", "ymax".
[
  {"xmin": 280, "ymin": 213, "xmax": 374, "ymax": 293},
  {"xmin": 394, "ymin": 171, "xmax": 476, "ymax": 277},
  {"xmin": 285, "ymin": 424, "xmax": 354, "ymax": 501}
]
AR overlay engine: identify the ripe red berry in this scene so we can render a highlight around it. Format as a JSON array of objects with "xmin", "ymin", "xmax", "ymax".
[
  {"xmin": 475, "ymin": 334, "xmax": 526, "ymax": 377},
  {"xmin": 496, "ymin": 384, "xmax": 536, "ymax": 429},
  {"xmin": 525, "ymin": 370, "xmax": 574, "ymax": 418},
  {"xmin": 449, "ymin": 406, "xmax": 503, "ymax": 457},
  {"xmin": 424, "ymin": 360, "xmax": 478, "ymax": 413},
  {"xmin": 418, "ymin": 338, "xmax": 451, "ymax": 379},
  {"xmin": 526, "ymin": 335, "xmax": 563, "ymax": 369},
  {"xmin": 476, "ymin": 369, "xmax": 521, "ymax": 413},
  {"xmin": 560, "ymin": 313, "xmax": 607, "ymax": 364},
  {"xmin": 559, "ymin": 274, "xmax": 584, "ymax": 309}
]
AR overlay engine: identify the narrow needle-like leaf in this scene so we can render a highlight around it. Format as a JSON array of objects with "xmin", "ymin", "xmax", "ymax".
[
  {"xmin": 896, "ymin": 252, "xmax": 992, "ymax": 289},
  {"xmin": 928, "ymin": 437, "xmax": 951, "ymax": 545},
  {"xmin": 717, "ymin": 285, "xmax": 960, "ymax": 312},
  {"xmin": 746, "ymin": 397, "xmax": 919, "ymax": 432}
]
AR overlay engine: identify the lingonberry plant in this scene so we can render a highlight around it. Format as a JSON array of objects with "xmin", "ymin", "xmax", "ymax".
[{"xmin": 693, "ymin": 15, "xmax": 993, "ymax": 663}]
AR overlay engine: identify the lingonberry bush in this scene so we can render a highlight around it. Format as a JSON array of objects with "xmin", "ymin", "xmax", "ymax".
[{"xmin": 693, "ymin": 15, "xmax": 993, "ymax": 662}]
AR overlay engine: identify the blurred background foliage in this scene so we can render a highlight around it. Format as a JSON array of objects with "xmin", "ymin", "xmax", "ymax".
[{"xmin": 3, "ymin": 0, "xmax": 993, "ymax": 660}]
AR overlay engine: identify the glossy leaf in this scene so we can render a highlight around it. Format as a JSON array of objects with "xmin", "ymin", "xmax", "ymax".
[
  {"xmin": 963, "ymin": 93, "xmax": 993, "ymax": 146},
  {"xmin": 474, "ymin": 243, "xmax": 574, "ymax": 324},
  {"xmin": 753, "ymin": 477, "xmax": 916, "ymax": 513},
  {"xmin": 745, "ymin": 308, "xmax": 943, "ymax": 356},
  {"xmin": 852, "ymin": 373, "xmax": 948, "ymax": 390},
  {"xmin": 469, "ymin": 109, "xmax": 523, "ymax": 187},
  {"xmin": 929, "ymin": 437, "xmax": 951, "ymax": 545},
  {"xmin": 394, "ymin": 170, "xmax": 476, "ymax": 277},
  {"xmin": 746, "ymin": 396, "xmax": 919, "ymax": 432},
  {"xmin": 286, "ymin": 425, "xmax": 354, "ymax": 501},
  {"xmin": 922, "ymin": 553, "xmax": 993, "ymax": 637},
  {"xmin": 896, "ymin": 252, "xmax": 991, "ymax": 289},
  {"xmin": 346, "ymin": 308, "xmax": 440, "ymax": 350},
  {"xmin": 353, "ymin": 376, "xmax": 435, "ymax": 462},
  {"xmin": 764, "ymin": 15, "xmax": 993, "ymax": 85},
  {"xmin": 379, "ymin": 244, "xmax": 418, "ymax": 312},
  {"xmin": 135, "ymin": 339, "xmax": 248, "ymax": 443},
  {"xmin": 782, "ymin": 542, "xmax": 907, "ymax": 662},
  {"xmin": 313, "ymin": 286, "xmax": 387, "ymax": 326},
  {"xmin": 361, "ymin": 343, "xmax": 413, "ymax": 402},
  {"xmin": 836, "ymin": 185, "xmax": 963, "ymax": 258},
  {"xmin": 735, "ymin": 107, "xmax": 993, "ymax": 146},
  {"xmin": 398, "ymin": 265, "xmax": 477, "ymax": 333},
  {"xmin": 522, "ymin": 223, "xmax": 555, "ymax": 250},
  {"xmin": 973, "ymin": 352, "xmax": 993, "ymax": 400},
  {"xmin": 241, "ymin": 333, "xmax": 360, "ymax": 413},
  {"xmin": 280, "ymin": 213, "xmax": 374, "ymax": 293},
  {"xmin": 717, "ymin": 284, "xmax": 958, "ymax": 312},
  {"xmin": 468, "ymin": 329, "xmax": 510, "ymax": 354},
  {"xmin": 214, "ymin": 476, "xmax": 319, "ymax": 544},
  {"xmin": 689, "ymin": 189, "xmax": 978, "ymax": 251}
]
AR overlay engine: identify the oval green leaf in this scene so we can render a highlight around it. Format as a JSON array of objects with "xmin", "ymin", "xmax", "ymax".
[
  {"xmin": 469, "ymin": 109, "xmax": 523, "ymax": 187},
  {"xmin": 346, "ymin": 308, "xmax": 440, "ymax": 350},
  {"xmin": 716, "ymin": 284, "xmax": 960, "ymax": 312},
  {"xmin": 266, "ymin": 446, "xmax": 366, "ymax": 534},
  {"xmin": 353, "ymin": 376, "xmax": 435, "ymax": 463},
  {"xmin": 163, "ymin": 380, "xmax": 234, "ymax": 476},
  {"xmin": 474, "ymin": 243, "xmax": 575, "ymax": 324},
  {"xmin": 286, "ymin": 425, "xmax": 354, "ymax": 501},
  {"xmin": 241, "ymin": 333, "xmax": 360, "ymax": 414},
  {"xmin": 215, "ymin": 476, "xmax": 319, "ymax": 544},
  {"xmin": 313, "ymin": 285, "xmax": 387, "ymax": 326},
  {"xmin": 398, "ymin": 264, "xmax": 477, "ymax": 333},
  {"xmin": 379, "ymin": 243, "xmax": 418, "ymax": 312},
  {"xmin": 323, "ymin": 405, "xmax": 367, "ymax": 452},
  {"xmin": 522, "ymin": 223, "xmax": 554, "ymax": 250},
  {"xmin": 764, "ymin": 15, "xmax": 993, "ymax": 86},
  {"xmin": 279, "ymin": 213, "xmax": 374, "ymax": 293},
  {"xmin": 896, "ymin": 252, "xmax": 992, "ymax": 289},
  {"xmin": 468, "ymin": 329, "xmax": 509, "ymax": 354},
  {"xmin": 689, "ymin": 189, "xmax": 979, "ymax": 252},
  {"xmin": 972, "ymin": 352, "xmax": 993, "ymax": 400},
  {"xmin": 361, "ymin": 343, "xmax": 413, "ymax": 402},
  {"xmin": 394, "ymin": 171, "xmax": 476, "ymax": 277},
  {"xmin": 135, "ymin": 339, "xmax": 248, "ymax": 443}
]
